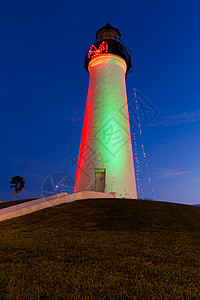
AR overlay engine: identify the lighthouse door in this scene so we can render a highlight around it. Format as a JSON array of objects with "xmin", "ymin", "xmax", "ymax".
[{"xmin": 95, "ymin": 168, "xmax": 106, "ymax": 192}]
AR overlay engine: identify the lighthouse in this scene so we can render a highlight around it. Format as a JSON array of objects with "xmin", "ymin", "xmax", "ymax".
[{"xmin": 74, "ymin": 23, "xmax": 137, "ymax": 199}]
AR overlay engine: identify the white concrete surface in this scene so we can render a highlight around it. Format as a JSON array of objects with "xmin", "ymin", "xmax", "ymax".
[
  {"xmin": 74, "ymin": 54, "xmax": 137, "ymax": 199},
  {"xmin": 0, "ymin": 191, "xmax": 115, "ymax": 222}
]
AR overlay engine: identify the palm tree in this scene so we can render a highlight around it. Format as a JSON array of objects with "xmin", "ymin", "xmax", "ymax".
[{"xmin": 10, "ymin": 176, "xmax": 26, "ymax": 201}]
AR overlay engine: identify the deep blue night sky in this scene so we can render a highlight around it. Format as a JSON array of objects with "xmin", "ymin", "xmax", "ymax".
[{"xmin": 0, "ymin": 0, "xmax": 200, "ymax": 204}]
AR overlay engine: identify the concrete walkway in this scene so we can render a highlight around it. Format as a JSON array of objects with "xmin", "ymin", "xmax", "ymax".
[{"xmin": 0, "ymin": 191, "xmax": 115, "ymax": 222}]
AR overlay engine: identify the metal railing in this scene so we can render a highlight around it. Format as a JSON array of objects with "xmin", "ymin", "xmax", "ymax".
[{"xmin": 84, "ymin": 39, "xmax": 132, "ymax": 73}]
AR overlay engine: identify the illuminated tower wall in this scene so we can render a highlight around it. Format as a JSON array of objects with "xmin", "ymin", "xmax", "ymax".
[{"xmin": 74, "ymin": 24, "xmax": 137, "ymax": 198}]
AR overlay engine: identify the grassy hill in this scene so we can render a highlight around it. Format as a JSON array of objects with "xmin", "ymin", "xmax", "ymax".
[
  {"xmin": 0, "ymin": 198, "xmax": 200, "ymax": 299},
  {"xmin": 0, "ymin": 198, "xmax": 37, "ymax": 209}
]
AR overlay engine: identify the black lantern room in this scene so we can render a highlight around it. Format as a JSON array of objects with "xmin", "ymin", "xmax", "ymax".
[{"xmin": 84, "ymin": 23, "xmax": 132, "ymax": 73}]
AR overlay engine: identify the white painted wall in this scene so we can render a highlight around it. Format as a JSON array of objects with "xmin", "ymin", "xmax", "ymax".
[{"xmin": 74, "ymin": 54, "xmax": 137, "ymax": 199}]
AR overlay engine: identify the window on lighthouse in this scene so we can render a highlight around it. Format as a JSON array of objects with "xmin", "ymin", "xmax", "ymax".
[{"xmin": 98, "ymin": 29, "xmax": 120, "ymax": 42}]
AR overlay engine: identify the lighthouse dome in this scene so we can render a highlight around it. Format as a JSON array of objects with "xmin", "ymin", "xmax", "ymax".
[{"xmin": 96, "ymin": 23, "xmax": 121, "ymax": 43}]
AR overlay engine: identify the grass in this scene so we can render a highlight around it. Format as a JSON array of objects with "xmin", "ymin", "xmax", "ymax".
[
  {"xmin": 0, "ymin": 198, "xmax": 37, "ymax": 210},
  {"xmin": 0, "ymin": 198, "xmax": 200, "ymax": 299}
]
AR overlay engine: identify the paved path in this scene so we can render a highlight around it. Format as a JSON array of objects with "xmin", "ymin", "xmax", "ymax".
[{"xmin": 0, "ymin": 191, "xmax": 115, "ymax": 222}]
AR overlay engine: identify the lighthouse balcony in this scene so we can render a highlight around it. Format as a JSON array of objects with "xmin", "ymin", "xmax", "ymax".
[{"xmin": 84, "ymin": 40, "xmax": 132, "ymax": 73}]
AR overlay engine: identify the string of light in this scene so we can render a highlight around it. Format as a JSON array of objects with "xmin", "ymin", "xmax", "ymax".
[
  {"xmin": 88, "ymin": 41, "xmax": 108, "ymax": 59},
  {"xmin": 133, "ymin": 88, "xmax": 156, "ymax": 200},
  {"xmin": 107, "ymin": 61, "xmax": 115, "ymax": 185},
  {"xmin": 132, "ymin": 131, "xmax": 144, "ymax": 199}
]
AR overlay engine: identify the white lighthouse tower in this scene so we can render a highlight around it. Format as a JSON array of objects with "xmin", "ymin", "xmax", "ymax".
[{"xmin": 74, "ymin": 23, "xmax": 137, "ymax": 199}]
